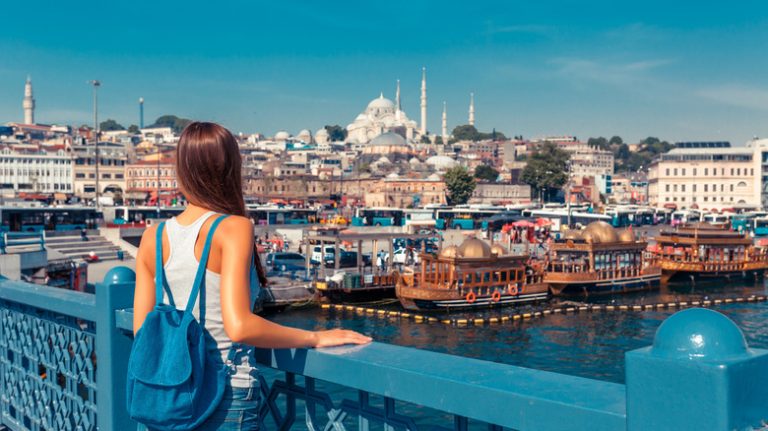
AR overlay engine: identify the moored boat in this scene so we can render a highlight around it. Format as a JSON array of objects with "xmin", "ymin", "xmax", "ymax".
[
  {"xmin": 544, "ymin": 221, "xmax": 661, "ymax": 295},
  {"xmin": 395, "ymin": 237, "xmax": 549, "ymax": 311},
  {"xmin": 650, "ymin": 222, "xmax": 768, "ymax": 283}
]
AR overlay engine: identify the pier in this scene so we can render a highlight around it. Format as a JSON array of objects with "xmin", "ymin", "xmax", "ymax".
[{"xmin": 1, "ymin": 268, "xmax": 768, "ymax": 430}]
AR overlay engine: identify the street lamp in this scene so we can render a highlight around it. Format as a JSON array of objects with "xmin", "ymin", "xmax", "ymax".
[
  {"xmin": 88, "ymin": 80, "xmax": 101, "ymax": 208},
  {"xmin": 156, "ymin": 143, "xmax": 162, "ymax": 216}
]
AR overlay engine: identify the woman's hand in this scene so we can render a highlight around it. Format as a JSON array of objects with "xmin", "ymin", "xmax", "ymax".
[{"xmin": 312, "ymin": 329, "xmax": 372, "ymax": 348}]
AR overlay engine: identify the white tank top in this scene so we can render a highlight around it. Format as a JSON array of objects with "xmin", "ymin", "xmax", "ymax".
[{"xmin": 162, "ymin": 211, "xmax": 259, "ymax": 388}]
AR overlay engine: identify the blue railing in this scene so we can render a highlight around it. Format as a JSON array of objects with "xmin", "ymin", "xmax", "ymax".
[
  {"xmin": 0, "ymin": 232, "xmax": 45, "ymax": 254},
  {"xmin": 1, "ymin": 267, "xmax": 768, "ymax": 430}
]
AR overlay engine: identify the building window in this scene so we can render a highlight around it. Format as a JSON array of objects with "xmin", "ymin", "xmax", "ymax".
[
  {"xmin": 674, "ymin": 168, "xmax": 678, "ymax": 176},
  {"xmin": 704, "ymin": 184, "xmax": 708, "ymax": 192},
  {"xmin": 682, "ymin": 169, "xmax": 686, "ymax": 176},
  {"xmin": 665, "ymin": 169, "xmax": 670, "ymax": 176},
  {"xmin": 673, "ymin": 184, "xmax": 678, "ymax": 192},
  {"xmin": 693, "ymin": 184, "xmax": 697, "ymax": 192},
  {"xmin": 705, "ymin": 168, "xmax": 708, "ymax": 175},
  {"xmin": 730, "ymin": 184, "xmax": 734, "ymax": 192},
  {"xmin": 681, "ymin": 185, "xmax": 686, "ymax": 192},
  {"xmin": 665, "ymin": 184, "xmax": 670, "ymax": 192}
]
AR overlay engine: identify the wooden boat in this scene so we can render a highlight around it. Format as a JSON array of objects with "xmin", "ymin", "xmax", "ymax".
[
  {"xmin": 650, "ymin": 222, "xmax": 768, "ymax": 283},
  {"xmin": 316, "ymin": 272, "xmax": 397, "ymax": 303},
  {"xmin": 545, "ymin": 221, "xmax": 661, "ymax": 295},
  {"xmin": 395, "ymin": 238, "xmax": 549, "ymax": 311}
]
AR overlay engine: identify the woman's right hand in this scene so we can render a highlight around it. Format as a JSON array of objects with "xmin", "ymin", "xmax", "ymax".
[{"xmin": 312, "ymin": 329, "xmax": 372, "ymax": 348}]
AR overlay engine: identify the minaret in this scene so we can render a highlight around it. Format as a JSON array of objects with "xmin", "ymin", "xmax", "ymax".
[
  {"xmin": 139, "ymin": 97, "xmax": 145, "ymax": 129},
  {"xmin": 468, "ymin": 92, "xmax": 475, "ymax": 127},
  {"xmin": 441, "ymin": 101, "xmax": 448, "ymax": 144},
  {"xmin": 395, "ymin": 79, "xmax": 401, "ymax": 121},
  {"xmin": 420, "ymin": 67, "xmax": 427, "ymax": 135},
  {"xmin": 23, "ymin": 76, "xmax": 35, "ymax": 124}
]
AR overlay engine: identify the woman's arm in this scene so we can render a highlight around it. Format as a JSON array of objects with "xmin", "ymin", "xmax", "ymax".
[
  {"xmin": 219, "ymin": 216, "xmax": 371, "ymax": 348},
  {"xmin": 133, "ymin": 225, "xmax": 159, "ymax": 335}
]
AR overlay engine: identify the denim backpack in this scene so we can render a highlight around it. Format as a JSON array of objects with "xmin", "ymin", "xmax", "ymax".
[{"xmin": 126, "ymin": 215, "xmax": 230, "ymax": 430}]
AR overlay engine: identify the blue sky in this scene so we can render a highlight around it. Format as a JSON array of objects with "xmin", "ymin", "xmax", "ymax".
[{"xmin": 1, "ymin": 1, "xmax": 767, "ymax": 144}]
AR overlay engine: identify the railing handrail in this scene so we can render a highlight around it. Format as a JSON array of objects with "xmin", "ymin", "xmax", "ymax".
[
  {"xmin": 0, "ymin": 276, "xmax": 95, "ymax": 320},
  {"xmin": 114, "ymin": 308, "xmax": 626, "ymax": 430}
]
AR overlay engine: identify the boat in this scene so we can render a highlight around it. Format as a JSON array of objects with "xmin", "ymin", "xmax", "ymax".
[
  {"xmin": 650, "ymin": 222, "xmax": 768, "ymax": 283},
  {"xmin": 316, "ymin": 272, "xmax": 398, "ymax": 303},
  {"xmin": 544, "ymin": 221, "xmax": 661, "ymax": 295},
  {"xmin": 395, "ymin": 237, "xmax": 549, "ymax": 311}
]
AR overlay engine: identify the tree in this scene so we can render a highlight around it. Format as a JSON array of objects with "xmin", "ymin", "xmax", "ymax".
[
  {"xmin": 474, "ymin": 164, "xmax": 499, "ymax": 182},
  {"xmin": 127, "ymin": 124, "xmax": 140, "ymax": 134},
  {"xmin": 520, "ymin": 142, "xmax": 570, "ymax": 202},
  {"xmin": 148, "ymin": 115, "xmax": 193, "ymax": 134},
  {"xmin": 451, "ymin": 125, "xmax": 507, "ymax": 142},
  {"xmin": 608, "ymin": 136, "xmax": 623, "ymax": 147},
  {"xmin": 587, "ymin": 136, "xmax": 608, "ymax": 150},
  {"xmin": 420, "ymin": 134, "xmax": 431, "ymax": 144},
  {"xmin": 324, "ymin": 125, "xmax": 347, "ymax": 142},
  {"xmin": 434, "ymin": 136, "xmax": 444, "ymax": 145},
  {"xmin": 443, "ymin": 166, "xmax": 476, "ymax": 205},
  {"xmin": 100, "ymin": 119, "xmax": 124, "ymax": 131}
]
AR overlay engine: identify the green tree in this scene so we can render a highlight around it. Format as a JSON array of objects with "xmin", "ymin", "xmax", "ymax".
[
  {"xmin": 420, "ymin": 134, "xmax": 431, "ymax": 144},
  {"xmin": 608, "ymin": 135, "xmax": 623, "ymax": 147},
  {"xmin": 434, "ymin": 136, "xmax": 444, "ymax": 145},
  {"xmin": 324, "ymin": 125, "xmax": 347, "ymax": 142},
  {"xmin": 127, "ymin": 124, "xmax": 140, "ymax": 134},
  {"xmin": 474, "ymin": 164, "xmax": 499, "ymax": 182},
  {"xmin": 451, "ymin": 125, "xmax": 507, "ymax": 142},
  {"xmin": 587, "ymin": 136, "xmax": 609, "ymax": 150},
  {"xmin": 520, "ymin": 142, "xmax": 570, "ymax": 202},
  {"xmin": 149, "ymin": 115, "xmax": 193, "ymax": 134},
  {"xmin": 100, "ymin": 119, "xmax": 124, "ymax": 131},
  {"xmin": 443, "ymin": 166, "xmax": 476, "ymax": 205}
]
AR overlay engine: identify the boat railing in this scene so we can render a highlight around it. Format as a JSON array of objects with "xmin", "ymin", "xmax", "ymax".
[{"xmin": 2, "ymin": 267, "xmax": 768, "ymax": 430}]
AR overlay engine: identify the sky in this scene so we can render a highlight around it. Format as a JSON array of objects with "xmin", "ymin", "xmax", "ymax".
[{"xmin": 1, "ymin": 1, "xmax": 767, "ymax": 145}]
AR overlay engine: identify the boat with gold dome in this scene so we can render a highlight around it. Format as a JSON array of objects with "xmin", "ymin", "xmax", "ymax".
[
  {"xmin": 649, "ymin": 222, "xmax": 768, "ymax": 283},
  {"xmin": 545, "ymin": 221, "xmax": 661, "ymax": 295},
  {"xmin": 394, "ymin": 237, "xmax": 549, "ymax": 311}
]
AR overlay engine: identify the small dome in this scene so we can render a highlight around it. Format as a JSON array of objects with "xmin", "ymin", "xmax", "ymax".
[
  {"xmin": 297, "ymin": 129, "xmax": 311, "ymax": 139},
  {"xmin": 490, "ymin": 244, "xmax": 508, "ymax": 255},
  {"xmin": 583, "ymin": 221, "xmax": 619, "ymax": 243},
  {"xmin": 581, "ymin": 231, "xmax": 600, "ymax": 244},
  {"xmin": 439, "ymin": 245, "xmax": 459, "ymax": 258},
  {"xmin": 425, "ymin": 155, "xmax": 457, "ymax": 170},
  {"xmin": 427, "ymin": 173, "xmax": 441, "ymax": 181},
  {"xmin": 274, "ymin": 131, "xmax": 290, "ymax": 141},
  {"xmin": 367, "ymin": 94, "xmax": 396, "ymax": 110},
  {"xmin": 619, "ymin": 229, "xmax": 635, "ymax": 242},
  {"xmin": 315, "ymin": 128, "xmax": 329, "ymax": 137},
  {"xmin": 458, "ymin": 238, "xmax": 492, "ymax": 258},
  {"xmin": 376, "ymin": 156, "xmax": 391, "ymax": 164},
  {"xmin": 369, "ymin": 132, "xmax": 407, "ymax": 147},
  {"xmin": 386, "ymin": 172, "xmax": 400, "ymax": 179},
  {"xmin": 409, "ymin": 157, "xmax": 421, "ymax": 165}
]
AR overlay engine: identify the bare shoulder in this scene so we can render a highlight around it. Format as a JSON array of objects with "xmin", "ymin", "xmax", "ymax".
[
  {"xmin": 217, "ymin": 215, "xmax": 254, "ymax": 241},
  {"xmin": 138, "ymin": 224, "xmax": 159, "ymax": 249}
]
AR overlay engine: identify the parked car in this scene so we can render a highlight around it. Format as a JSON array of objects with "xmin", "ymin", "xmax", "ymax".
[
  {"xmin": 311, "ymin": 245, "xmax": 339, "ymax": 265},
  {"xmin": 323, "ymin": 250, "xmax": 372, "ymax": 268},
  {"xmin": 266, "ymin": 252, "xmax": 306, "ymax": 272}
]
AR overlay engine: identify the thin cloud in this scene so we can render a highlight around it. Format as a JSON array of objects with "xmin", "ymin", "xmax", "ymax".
[
  {"xmin": 488, "ymin": 24, "xmax": 553, "ymax": 36},
  {"xmin": 697, "ymin": 85, "xmax": 768, "ymax": 111},
  {"xmin": 549, "ymin": 57, "xmax": 673, "ymax": 86}
]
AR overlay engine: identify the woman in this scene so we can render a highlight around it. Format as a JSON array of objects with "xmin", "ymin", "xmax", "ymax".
[{"xmin": 133, "ymin": 122, "xmax": 371, "ymax": 430}]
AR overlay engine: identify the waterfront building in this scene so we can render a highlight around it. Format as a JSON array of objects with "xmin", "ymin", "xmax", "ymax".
[
  {"xmin": 244, "ymin": 174, "xmax": 379, "ymax": 205},
  {"xmin": 470, "ymin": 182, "xmax": 531, "ymax": 205},
  {"xmin": 71, "ymin": 142, "xmax": 128, "ymax": 202},
  {"xmin": 0, "ymin": 143, "xmax": 72, "ymax": 195},
  {"xmin": 648, "ymin": 145, "xmax": 758, "ymax": 211},
  {"xmin": 364, "ymin": 174, "xmax": 446, "ymax": 207},
  {"xmin": 125, "ymin": 158, "xmax": 178, "ymax": 204}
]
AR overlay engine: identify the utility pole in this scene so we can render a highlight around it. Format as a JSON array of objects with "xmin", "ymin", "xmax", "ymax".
[
  {"xmin": 157, "ymin": 143, "xmax": 161, "ymax": 215},
  {"xmin": 88, "ymin": 80, "xmax": 101, "ymax": 209}
]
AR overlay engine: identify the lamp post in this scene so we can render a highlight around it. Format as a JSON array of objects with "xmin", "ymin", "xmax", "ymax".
[
  {"xmin": 88, "ymin": 80, "xmax": 101, "ymax": 208},
  {"xmin": 156, "ymin": 143, "xmax": 161, "ymax": 216}
]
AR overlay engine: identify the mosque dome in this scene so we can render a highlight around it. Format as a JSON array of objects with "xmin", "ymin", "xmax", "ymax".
[
  {"xmin": 315, "ymin": 128, "xmax": 328, "ymax": 137},
  {"xmin": 426, "ymin": 155, "xmax": 457, "ymax": 170},
  {"xmin": 427, "ymin": 173, "xmax": 442, "ymax": 181},
  {"xmin": 439, "ymin": 245, "xmax": 459, "ymax": 258},
  {"xmin": 490, "ymin": 244, "xmax": 508, "ymax": 256},
  {"xmin": 369, "ymin": 132, "xmax": 407, "ymax": 147},
  {"xmin": 297, "ymin": 129, "xmax": 311, "ymax": 141},
  {"xmin": 367, "ymin": 94, "xmax": 396, "ymax": 110},
  {"xmin": 583, "ymin": 221, "xmax": 619, "ymax": 243},
  {"xmin": 274, "ymin": 131, "xmax": 290, "ymax": 141},
  {"xmin": 458, "ymin": 238, "xmax": 492, "ymax": 259},
  {"xmin": 563, "ymin": 229, "xmax": 583, "ymax": 240},
  {"xmin": 386, "ymin": 172, "xmax": 400, "ymax": 179}
]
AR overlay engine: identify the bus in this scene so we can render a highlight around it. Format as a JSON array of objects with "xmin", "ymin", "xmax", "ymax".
[
  {"xmin": 604, "ymin": 207, "xmax": 636, "ymax": 228},
  {"xmin": 109, "ymin": 206, "xmax": 185, "ymax": 225},
  {"xmin": 671, "ymin": 210, "xmax": 701, "ymax": 227},
  {"xmin": 351, "ymin": 207, "xmax": 405, "ymax": 227},
  {"xmin": 403, "ymin": 208, "xmax": 436, "ymax": 228},
  {"xmin": 0, "ymin": 206, "xmax": 103, "ymax": 232},
  {"xmin": 654, "ymin": 208, "xmax": 674, "ymax": 225},
  {"xmin": 702, "ymin": 213, "xmax": 731, "ymax": 228},
  {"xmin": 529, "ymin": 209, "xmax": 611, "ymax": 231},
  {"xmin": 248, "ymin": 206, "xmax": 319, "ymax": 225},
  {"xmin": 753, "ymin": 217, "xmax": 768, "ymax": 237},
  {"xmin": 731, "ymin": 211, "xmax": 767, "ymax": 233},
  {"xmin": 635, "ymin": 208, "xmax": 656, "ymax": 226},
  {"xmin": 435, "ymin": 208, "xmax": 502, "ymax": 230}
]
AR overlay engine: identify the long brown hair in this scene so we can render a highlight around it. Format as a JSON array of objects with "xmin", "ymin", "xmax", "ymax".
[{"xmin": 176, "ymin": 121, "xmax": 267, "ymax": 286}]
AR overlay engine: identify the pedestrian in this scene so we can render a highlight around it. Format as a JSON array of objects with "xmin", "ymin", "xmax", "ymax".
[{"xmin": 130, "ymin": 122, "xmax": 370, "ymax": 431}]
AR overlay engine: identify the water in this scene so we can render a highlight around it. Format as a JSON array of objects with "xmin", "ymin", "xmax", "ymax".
[{"xmin": 270, "ymin": 278, "xmax": 768, "ymax": 384}]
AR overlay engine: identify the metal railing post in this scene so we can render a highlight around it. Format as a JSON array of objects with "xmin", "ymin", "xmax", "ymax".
[{"xmin": 95, "ymin": 266, "xmax": 137, "ymax": 431}]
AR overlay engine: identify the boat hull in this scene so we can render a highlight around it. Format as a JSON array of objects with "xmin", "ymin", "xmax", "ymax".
[
  {"xmin": 662, "ymin": 268, "xmax": 767, "ymax": 284},
  {"xmin": 396, "ymin": 283, "xmax": 550, "ymax": 311},
  {"xmin": 547, "ymin": 273, "xmax": 661, "ymax": 296}
]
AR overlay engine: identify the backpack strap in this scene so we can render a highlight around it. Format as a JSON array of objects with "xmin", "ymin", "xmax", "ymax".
[
  {"xmin": 154, "ymin": 222, "xmax": 175, "ymax": 307},
  {"xmin": 184, "ymin": 215, "xmax": 230, "ymax": 316}
]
